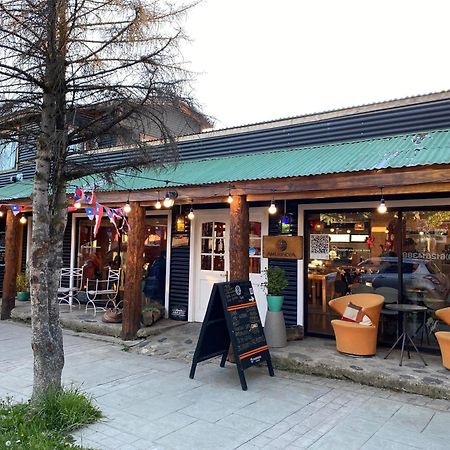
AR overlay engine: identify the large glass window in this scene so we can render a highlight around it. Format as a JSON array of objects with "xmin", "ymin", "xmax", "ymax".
[
  {"xmin": 306, "ymin": 208, "xmax": 450, "ymax": 350},
  {"xmin": 0, "ymin": 141, "xmax": 17, "ymax": 171},
  {"xmin": 306, "ymin": 210, "xmax": 399, "ymax": 341}
]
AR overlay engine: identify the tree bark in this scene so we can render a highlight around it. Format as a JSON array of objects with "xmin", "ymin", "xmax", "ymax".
[
  {"xmin": 122, "ymin": 202, "xmax": 145, "ymax": 339},
  {"xmin": 1, "ymin": 210, "xmax": 20, "ymax": 319},
  {"xmin": 229, "ymin": 195, "xmax": 249, "ymax": 282}
]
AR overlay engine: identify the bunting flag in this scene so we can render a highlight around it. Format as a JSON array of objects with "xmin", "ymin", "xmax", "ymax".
[
  {"xmin": 10, "ymin": 204, "xmax": 22, "ymax": 216},
  {"xmin": 85, "ymin": 206, "xmax": 95, "ymax": 220},
  {"xmin": 67, "ymin": 206, "xmax": 78, "ymax": 213},
  {"xmin": 74, "ymin": 187, "xmax": 84, "ymax": 201},
  {"xmin": 93, "ymin": 203, "xmax": 103, "ymax": 237}
]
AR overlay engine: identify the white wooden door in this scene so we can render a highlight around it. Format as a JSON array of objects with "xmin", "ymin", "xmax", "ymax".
[
  {"xmin": 192, "ymin": 208, "xmax": 268, "ymax": 323},
  {"xmin": 193, "ymin": 212, "xmax": 229, "ymax": 321}
]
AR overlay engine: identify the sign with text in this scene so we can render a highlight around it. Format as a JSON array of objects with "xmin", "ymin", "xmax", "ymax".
[
  {"xmin": 189, "ymin": 281, "xmax": 274, "ymax": 391},
  {"xmin": 263, "ymin": 236, "xmax": 303, "ymax": 259}
]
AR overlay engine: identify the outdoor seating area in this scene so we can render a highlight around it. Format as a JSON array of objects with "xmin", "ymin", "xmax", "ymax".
[{"xmin": 57, "ymin": 266, "xmax": 122, "ymax": 316}]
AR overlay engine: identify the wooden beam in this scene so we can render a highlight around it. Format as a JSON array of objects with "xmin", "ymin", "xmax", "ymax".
[
  {"xmin": 122, "ymin": 202, "xmax": 145, "ymax": 339},
  {"xmin": 229, "ymin": 195, "xmax": 249, "ymax": 282},
  {"xmin": 1, "ymin": 210, "xmax": 20, "ymax": 319}
]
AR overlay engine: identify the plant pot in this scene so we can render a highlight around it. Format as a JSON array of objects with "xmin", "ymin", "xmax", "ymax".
[
  {"xmin": 16, "ymin": 291, "xmax": 30, "ymax": 301},
  {"xmin": 267, "ymin": 295, "xmax": 284, "ymax": 312}
]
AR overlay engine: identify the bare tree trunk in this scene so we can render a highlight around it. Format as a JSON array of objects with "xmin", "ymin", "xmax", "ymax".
[
  {"xmin": 229, "ymin": 195, "xmax": 250, "ymax": 282},
  {"xmin": 1, "ymin": 210, "xmax": 20, "ymax": 319},
  {"xmin": 122, "ymin": 202, "xmax": 145, "ymax": 339},
  {"xmin": 30, "ymin": 0, "xmax": 67, "ymax": 398}
]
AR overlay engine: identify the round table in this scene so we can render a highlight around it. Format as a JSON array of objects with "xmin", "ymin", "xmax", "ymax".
[{"xmin": 384, "ymin": 304, "xmax": 428, "ymax": 366}]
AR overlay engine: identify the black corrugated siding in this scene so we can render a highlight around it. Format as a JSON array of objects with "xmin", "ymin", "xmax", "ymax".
[
  {"xmin": 68, "ymin": 98, "xmax": 450, "ymax": 171},
  {"xmin": 168, "ymin": 207, "xmax": 190, "ymax": 314},
  {"xmin": 4, "ymin": 97, "xmax": 450, "ymax": 186},
  {"xmin": 268, "ymin": 201, "xmax": 298, "ymax": 326},
  {"xmin": 63, "ymin": 215, "xmax": 72, "ymax": 267}
]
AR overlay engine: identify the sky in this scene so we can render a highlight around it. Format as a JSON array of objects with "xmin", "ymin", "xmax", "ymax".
[{"xmin": 181, "ymin": 0, "xmax": 450, "ymax": 129}]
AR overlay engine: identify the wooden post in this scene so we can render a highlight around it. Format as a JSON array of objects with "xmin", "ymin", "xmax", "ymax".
[
  {"xmin": 1, "ymin": 210, "xmax": 20, "ymax": 319},
  {"xmin": 122, "ymin": 202, "xmax": 145, "ymax": 339},
  {"xmin": 229, "ymin": 195, "xmax": 250, "ymax": 282}
]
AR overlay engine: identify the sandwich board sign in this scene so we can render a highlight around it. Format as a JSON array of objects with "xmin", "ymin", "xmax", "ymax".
[{"xmin": 189, "ymin": 281, "xmax": 274, "ymax": 391}]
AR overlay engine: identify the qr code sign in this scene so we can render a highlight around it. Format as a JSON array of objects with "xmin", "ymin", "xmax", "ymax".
[{"xmin": 310, "ymin": 234, "xmax": 330, "ymax": 260}]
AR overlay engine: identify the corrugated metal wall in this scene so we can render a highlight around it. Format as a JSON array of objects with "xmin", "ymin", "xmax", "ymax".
[
  {"xmin": 268, "ymin": 200, "xmax": 298, "ymax": 326},
  {"xmin": 168, "ymin": 207, "xmax": 190, "ymax": 315}
]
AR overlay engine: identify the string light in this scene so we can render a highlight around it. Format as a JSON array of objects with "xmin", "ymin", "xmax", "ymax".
[
  {"xmin": 268, "ymin": 190, "xmax": 277, "ymax": 214},
  {"xmin": 227, "ymin": 188, "xmax": 233, "ymax": 204},
  {"xmin": 163, "ymin": 192, "xmax": 174, "ymax": 208},
  {"xmin": 19, "ymin": 214, "xmax": 27, "ymax": 224},
  {"xmin": 74, "ymin": 200, "xmax": 82, "ymax": 209},
  {"xmin": 188, "ymin": 203, "xmax": 195, "ymax": 220},
  {"xmin": 123, "ymin": 191, "xmax": 131, "ymax": 214},
  {"xmin": 377, "ymin": 187, "xmax": 387, "ymax": 214},
  {"xmin": 155, "ymin": 191, "xmax": 161, "ymax": 209}
]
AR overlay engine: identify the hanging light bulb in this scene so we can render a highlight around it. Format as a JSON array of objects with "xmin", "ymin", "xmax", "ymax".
[
  {"xmin": 74, "ymin": 200, "xmax": 82, "ymax": 209},
  {"xmin": 163, "ymin": 192, "xmax": 174, "ymax": 208},
  {"xmin": 268, "ymin": 200, "xmax": 277, "ymax": 215},
  {"xmin": 227, "ymin": 188, "xmax": 233, "ymax": 204},
  {"xmin": 188, "ymin": 204, "xmax": 195, "ymax": 220},
  {"xmin": 19, "ymin": 214, "xmax": 27, "ymax": 224},
  {"xmin": 330, "ymin": 227, "xmax": 335, "ymax": 233},
  {"xmin": 123, "ymin": 202, "xmax": 131, "ymax": 214},
  {"xmin": 155, "ymin": 191, "xmax": 162, "ymax": 209},
  {"xmin": 377, "ymin": 187, "xmax": 387, "ymax": 214},
  {"xmin": 0, "ymin": 210, "xmax": 4, "ymax": 218}
]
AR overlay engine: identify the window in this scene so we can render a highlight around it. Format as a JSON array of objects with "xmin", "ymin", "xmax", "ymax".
[
  {"xmin": 0, "ymin": 140, "xmax": 17, "ymax": 171},
  {"xmin": 249, "ymin": 221, "xmax": 262, "ymax": 273},
  {"xmin": 200, "ymin": 221, "xmax": 226, "ymax": 271}
]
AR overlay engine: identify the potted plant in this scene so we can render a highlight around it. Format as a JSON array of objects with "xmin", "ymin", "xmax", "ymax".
[
  {"xmin": 262, "ymin": 266, "xmax": 288, "ymax": 312},
  {"xmin": 141, "ymin": 301, "xmax": 164, "ymax": 327},
  {"xmin": 16, "ymin": 272, "xmax": 30, "ymax": 301}
]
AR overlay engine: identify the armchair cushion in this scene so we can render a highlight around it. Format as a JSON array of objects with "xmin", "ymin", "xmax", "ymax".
[{"xmin": 342, "ymin": 302, "xmax": 373, "ymax": 326}]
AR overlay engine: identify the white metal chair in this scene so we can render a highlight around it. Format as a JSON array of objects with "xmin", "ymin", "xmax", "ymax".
[
  {"xmin": 58, "ymin": 267, "xmax": 83, "ymax": 311},
  {"xmin": 85, "ymin": 268, "xmax": 121, "ymax": 315}
]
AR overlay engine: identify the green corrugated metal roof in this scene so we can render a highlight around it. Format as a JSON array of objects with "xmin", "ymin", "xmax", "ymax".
[
  {"xmin": 98, "ymin": 128, "xmax": 450, "ymax": 192},
  {"xmin": 2, "ymin": 128, "xmax": 450, "ymax": 201},
  {"xmin": 0, "ymin": 180, "xmax": 33, "ymax": 202}
]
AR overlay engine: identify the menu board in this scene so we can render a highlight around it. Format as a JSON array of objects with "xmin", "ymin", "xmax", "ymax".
[{"xmin": 189, "ymin": 281, "xmax": 274, "ymax": 391}]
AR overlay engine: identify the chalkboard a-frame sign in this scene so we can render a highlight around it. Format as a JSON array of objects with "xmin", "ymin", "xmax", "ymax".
[{"xmin": 189, "ymin": 281, "xmax": 274, "ymax": 391}]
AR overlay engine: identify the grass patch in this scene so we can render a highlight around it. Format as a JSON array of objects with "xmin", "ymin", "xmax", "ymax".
[{"xmin": 0, "ymin": 387, "xmax": 102, "ymax": 449}]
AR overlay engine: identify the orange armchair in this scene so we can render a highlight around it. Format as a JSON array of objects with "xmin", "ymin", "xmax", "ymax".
[
  {"xmin": 435, "ymin": 307, "xmax": 450, "ymax": 370},
  {"xmin": 328, "ymin": 294, "xmax": 384, "ymax": 356}
]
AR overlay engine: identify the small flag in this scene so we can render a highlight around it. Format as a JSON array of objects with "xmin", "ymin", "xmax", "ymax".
[
  {"xmin": 10, "ymin": 204, "xmax": 22, "ymax": 216},
  {"xmin": 93, "ymin": 203, "xmax": 103, "ymax": 237},
  {"xmin": 74, "ymin": 187, "xmax": 84, "ymax": 201},
  {"xmin": 85, "ymin": 207, "xmax": 95, "ymax": 220}
]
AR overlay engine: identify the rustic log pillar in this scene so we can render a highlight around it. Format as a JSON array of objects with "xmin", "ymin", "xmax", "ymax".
[
  {"xmin": 229, "ymin": 195, "xmax": 250, "ymax": 282},
  {"xmin": 122, "ymin": 202, "xmax": 145, "ymax": 339},
  {"xmin": 1, "ymin": 210, "xmax": 20, "ymax": 319}
]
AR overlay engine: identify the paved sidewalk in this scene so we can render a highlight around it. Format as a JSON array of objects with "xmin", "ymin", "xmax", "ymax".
[{"xmin": 1, "ymin": 321, "xmax": 449, "ymax": 449}]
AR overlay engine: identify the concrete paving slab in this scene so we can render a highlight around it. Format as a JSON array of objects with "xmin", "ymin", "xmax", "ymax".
[{"xmin": 1, "ymin": 321, "xmax": 449, "ymax": 449}]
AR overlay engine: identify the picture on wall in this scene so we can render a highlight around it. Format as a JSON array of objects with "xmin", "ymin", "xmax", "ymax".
[{"xmin": 310, "ymin": 234, "xmax": 330, "ymax": 260}]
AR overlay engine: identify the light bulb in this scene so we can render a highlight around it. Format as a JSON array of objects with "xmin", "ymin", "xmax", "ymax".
[
  {"xmin": 123, "ymin": 202, "xmax": 131, "ymax": 214},
  {"xmin": 188, "ymin": 208, "xmax": 195, "ymax": 220},
  {"xmin": 268, "ymin": 201, "xmax": 277, "ymax": 215},
  {"xmin": 0, "ymin": 210, "xmax": 4, "ymax": 218},
  {"xmin": 155, "ymin": 199, "xmax": 162, "ymax": 209},
  {"xmin": 163, "ymin": 195, "xmax": 174, "ymax": 208},
  {"xmin": 19, "ymin": 215, "xmax": 27, "ymax": 224},
  {"xmin": 74, "ymin": 200, "xmax": 82, "ymax": 209},
  {"xmin": 227, "ymin": 194, "xmax": 233, "ymax": 204},
  {"xmin": 377, "ymin": 199, "xmax": 387, "ymax": 214},
  {"xmin": 330, "ymin": 228, "xmax": 335, "ymax": 233}
]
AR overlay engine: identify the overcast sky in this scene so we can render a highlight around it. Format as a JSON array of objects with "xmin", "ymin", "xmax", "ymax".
[{"xmin": 181, "ymin": 0, "xmax": 450, "ymax": 129}]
